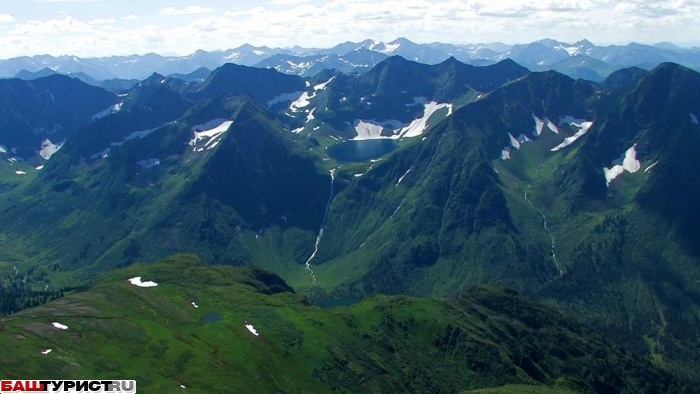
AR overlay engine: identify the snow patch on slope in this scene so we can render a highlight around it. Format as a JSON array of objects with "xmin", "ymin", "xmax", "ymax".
[
  {"xmin": 306, "ymin": 108, "xmax": 316, "ymax": 123},
  {"xmin": 39, "ymin": 139, "xmax": 64, "ymax": 160},
  {"xmin": 189, "ymin": 119, "xmax": 233, "ymax": 151},
  {"xmin": 351, "ymin": 101, "xmax": 452, "ymax": 140},
  {"xmin": 353, "ymin": 120, "xmax": 396, "ymax": 140},
  {"xmin": 544, "ymin": 118, "xmax": 559, "ymax": 134},
  {"xmin": 551, "ymin": 120, "xmax": 593, "ymax": 152},
  {"xmin": 244, "ymin": 322, "xmax": 259, "ymax": 336},
  {"xmin": 396, "ymin": 168, "xmax": 411, "ymax": 187},
  {"xmin": 644, "ymin": 161, "xmax": 659, "ymax": 173},
  {"xmin": 313, "ymin": 76, "xmax": 335, "ymax": 91},
  {"xmin": 509, "ymin": 133, "xmax": 521, "ymax": 150},
  {"xmin": 288, "ymin": 77, "xmax": 334, "ymax": 112},
  {"xmin": 52, "ymin": 322, "xmax": 68, "ymax": 330},
  {"xmin": 128, "ymin": 276, "xmax": 158, "ymax": 287},
  {"xmin": 691, "ymin": 113, "xmax": 699, "ymax": 125},
  {"xmin": 603, "ymin": 144, "xmax": 641, "ymax": 186},
  {"xmin": 290, "ymin": 91, "xmax": 314, "ymax": 111},
  {"xmin": 501, "ymin": 147, "xmax": 511, "ymax": 160},
  {"xmin": 532, "ymin": 114, "xmax": 545, "ymax": 136},
  {"xmin": 92, "ymin": 102, "xmax": 122, "ymax": 120},
  {"xmin": 398, "ymin": 102, "xmax": 452, "ymax": 138}
]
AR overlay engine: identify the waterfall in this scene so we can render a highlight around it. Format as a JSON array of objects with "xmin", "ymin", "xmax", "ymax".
[
  {"xmin": 303, "ymin": 168, "xmax": 336, "ymax": 285},
  {"xmin": 524, "ymin": 184, "xmax": 563, "ymax": 276}
]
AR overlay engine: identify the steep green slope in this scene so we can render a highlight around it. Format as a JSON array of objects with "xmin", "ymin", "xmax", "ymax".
[
  {"xmin": 311, "ymin": 71, "xmax": 597, "ymax": 296},
  {"xmin": 0, "ymin": 94, "xmax": 330, "ymax": 284},
  {"xmin": 0, "ymin": 74, "xmax": 117, "ymax": 157},
  {"xmin": 532, "ymin": 63, "xmax": 700, "ymax": 377},
  {"xmin": 299, "ymin": 64, "xmax": 700, "ymax": 378},
  {"xmin": 0, "ymin": 255, "xmax": 688, "ymax": 394}
]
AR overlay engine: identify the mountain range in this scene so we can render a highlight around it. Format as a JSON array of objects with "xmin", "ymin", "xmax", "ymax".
[
  {"xmin": 1, "ymin": 49, "xmax": 700, "ymax": 391},
  {"xmin": 3, "ymin": 38, "xmax": 700, "ymax": 84}
]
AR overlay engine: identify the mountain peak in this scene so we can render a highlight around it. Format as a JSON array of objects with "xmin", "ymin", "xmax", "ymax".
[
  {"xmin": 575, "ymin": 38, "xmax": 595, "ymax": 47},
  {"xmin": 142, "ymin": 72, "xmax": 166, "ymax": 85}
]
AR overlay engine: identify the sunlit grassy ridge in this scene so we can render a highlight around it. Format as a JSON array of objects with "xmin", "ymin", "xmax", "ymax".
[{"xmin": 0, "ymin": 255, "xmax": 687, "ymax": 393}]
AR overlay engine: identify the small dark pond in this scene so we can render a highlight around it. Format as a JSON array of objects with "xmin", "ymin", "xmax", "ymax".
[{"xmin": 202, "ymin": 313, "xmax": 222, "ymax": 323}]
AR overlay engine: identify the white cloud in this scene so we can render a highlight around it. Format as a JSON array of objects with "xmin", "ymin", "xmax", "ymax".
[
  {"xmin": 34, "ymin": 0, "xmax": 104, "ymax": 2},
  {"xmin": 160, "ymin": 6, "xmax": 213, "ymax": 16},
  {"xmin": 3, "ymin": 0, "xmax": 700, "ymax": 58},
  {"xmin": 0, "ymin": 14, "xmax": 14, "ymax": 23},
  {"xmin": 88, "ymin": 18, "xmax": 116, "ymax": 25},
  {"xmin": 270, "ymin": 0, "xmax": 310, "ymax": 4}
]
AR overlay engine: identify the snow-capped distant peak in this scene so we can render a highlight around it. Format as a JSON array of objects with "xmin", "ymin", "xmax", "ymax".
[
  {"xmin": 558, "ymin": 44, "xmax": 581, "ymax": 56},
  {"xmin": 370, "ymin": 41, "xmax": 401, "ymax": 54},
  {"xmin": 224, "ymin": 52, "xmax": 241, "ymax": 61},
  {"xmin": 691, "ymin": 113, "xmax": 698, "ymax": 125}
]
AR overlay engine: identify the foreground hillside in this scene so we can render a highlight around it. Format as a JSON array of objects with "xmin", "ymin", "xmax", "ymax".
[{"xmin": 0, "ymin": 255, "xmax": 688, "ymax": 393}]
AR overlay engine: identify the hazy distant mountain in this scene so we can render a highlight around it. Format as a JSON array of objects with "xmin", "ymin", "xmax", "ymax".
[
  {"xmin": 2, "ymin": 38, "xmax": 699, "ymax": 82},
  {"xmin": 254, "ymin": 48, "xmax": 388, "ymax": 76}
]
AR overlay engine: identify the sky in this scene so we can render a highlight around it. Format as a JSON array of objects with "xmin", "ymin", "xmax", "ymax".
[{"xmin": 1, "ymin": 0, "xmax": 699, "ymax": 58}]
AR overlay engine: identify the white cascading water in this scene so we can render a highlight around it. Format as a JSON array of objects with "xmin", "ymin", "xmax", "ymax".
[
  {"xmin": 304, "ymin": 168, "xmax": 336, "ymax": 285},
  {"xmin": 524, "ymin": 184, "xmax": 564, "ymax": 276}
]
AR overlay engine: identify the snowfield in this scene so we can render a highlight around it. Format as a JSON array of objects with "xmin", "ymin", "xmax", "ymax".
[
  {"xmin": 603, "ymin": 144, "xmax": 641, "ymax": 186},
  {"xmin": 92, "ymin": 102, "xmax": 123, "ymax": 120},
  {"xmin": 501, "ymin": 148, "xmax": 511, "ymax": 160},
  {"xmin": 532, "ymin": 114, "xmax": 545, "ymax": 136},
  {"xmin": 128, "ymin": 276, "xmax": 158, "ymax": 287},
  {"xmin": 244, "ymin": 322, "xmax": 260, "ymax": 336},
  {"xmin": 189, "ymin": 119, "xmax": 233, "ymax": 151},
  {"xmin": 644, "ymin": 161, "xmax": 659, "ymax": 173},
  {"xmin": 551, "ymin": 120, "xmax": 594, "ymax": 152},
  {"xmin": 39, "ymin": 139, "xmax": 64, "ymax": 160},
  {"xmin": 351, "ymin": 101, "xmax": 452, "ymax": 140}
]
